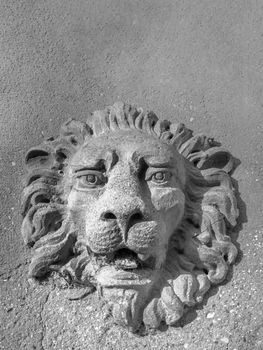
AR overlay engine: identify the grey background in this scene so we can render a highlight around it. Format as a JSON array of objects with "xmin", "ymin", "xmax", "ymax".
[{"xmin": 0, "ymin": 1, "xmax": 263, "ymax": 349}]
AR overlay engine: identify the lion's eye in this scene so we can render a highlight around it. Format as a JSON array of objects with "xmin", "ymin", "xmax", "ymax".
[
  {"xmin": 75, "ymin": 171, "xmax": 106, "ymax": 190},
  {"xmin": 149, "ymin": 171, "xmax": 171, "ymax": 184}
]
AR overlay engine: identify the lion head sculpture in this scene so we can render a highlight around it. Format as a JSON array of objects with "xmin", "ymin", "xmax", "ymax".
[{"xmin": 21, "ymin": 102, "xmax": 238, "ymax": 331}]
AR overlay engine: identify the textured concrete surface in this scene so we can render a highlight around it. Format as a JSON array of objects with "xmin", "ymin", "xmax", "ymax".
[{"xmin": 0, "ymin": 1, "xmax": 263, "ymax": 349}]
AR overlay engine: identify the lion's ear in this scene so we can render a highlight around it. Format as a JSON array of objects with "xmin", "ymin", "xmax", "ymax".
[
  {"xmin": 196, "ymin": 147, "xmax": 234, "ymax": 174},
  {"xmin": 175, "ymin": 130, "xmax": 234, "ymax": 172},
  {"xmin": 25, "ymin": 143, "xmax": 56, "ymax": 170}
]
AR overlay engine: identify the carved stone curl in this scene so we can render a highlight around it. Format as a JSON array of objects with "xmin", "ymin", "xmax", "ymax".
[{"xmin": 21, "ymin": 102, "xmax": 239, "ymax": 332}]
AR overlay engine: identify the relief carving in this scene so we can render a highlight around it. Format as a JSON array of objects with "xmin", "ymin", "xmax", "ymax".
[{"xmin": 21, "ymin": 102, "xmax": 239, "ymax": 332}]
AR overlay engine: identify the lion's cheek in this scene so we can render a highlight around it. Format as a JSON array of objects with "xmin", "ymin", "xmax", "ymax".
[
  {"xmin": 67, "ymin": 190, "xmax": 95, "ymax": 210},
  {"xmin": 150, "ymin": 187, "xmax": 185, "ymax": 213}
]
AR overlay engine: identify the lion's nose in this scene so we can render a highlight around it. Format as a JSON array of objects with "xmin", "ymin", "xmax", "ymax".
[{"xmin": 100, "ymin": 209, "xmax": 144, "ymax": 231}]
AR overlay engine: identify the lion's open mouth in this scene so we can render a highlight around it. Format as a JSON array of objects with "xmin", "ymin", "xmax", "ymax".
[{"xmin": 96, "ymin": 248, "xmax": 156, "ymax": 287}]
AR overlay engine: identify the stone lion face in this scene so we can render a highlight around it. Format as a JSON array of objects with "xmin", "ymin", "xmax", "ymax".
[
  {"xmin": 67, "ymin": 131, "xmax": 186, "ymax": 282},
  {"xmin": 22, "ymin": 102, "xmax": 239, "ymax": 332}
]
